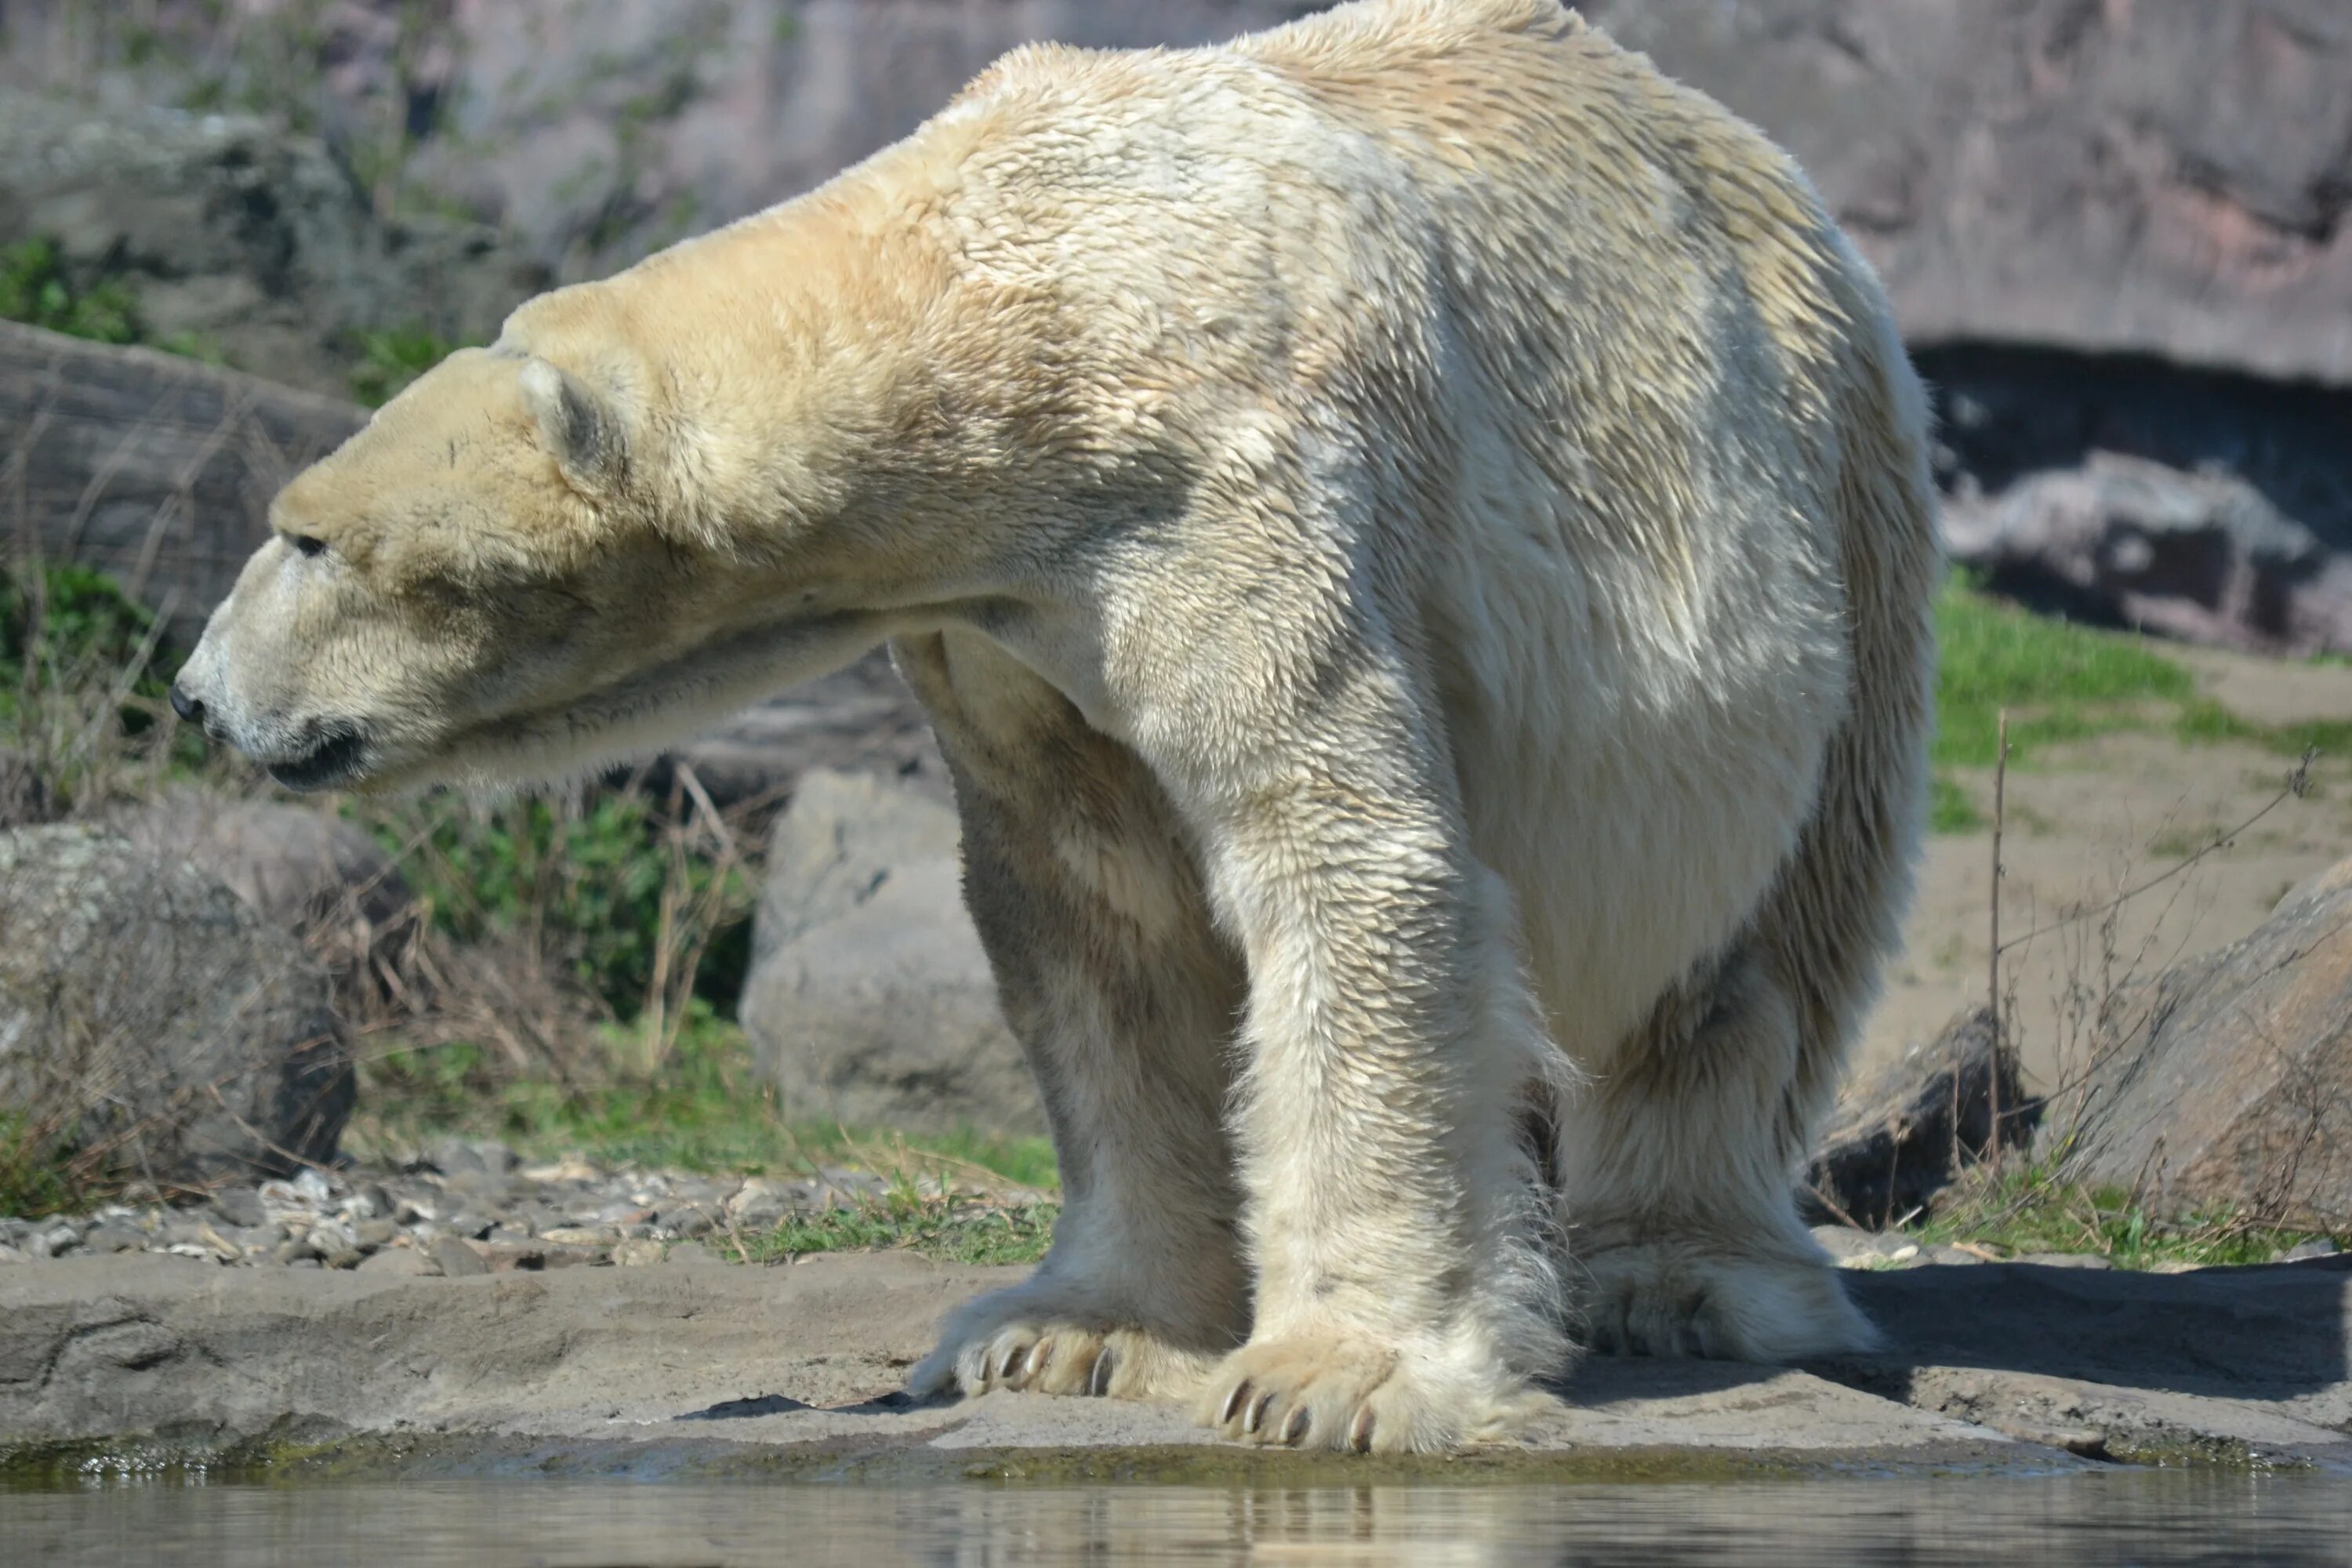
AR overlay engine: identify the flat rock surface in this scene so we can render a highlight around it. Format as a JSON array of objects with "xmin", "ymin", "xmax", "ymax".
[{"xmin": 4, "ymin": 1250, "xmax": 2347, "ymax": 1477}]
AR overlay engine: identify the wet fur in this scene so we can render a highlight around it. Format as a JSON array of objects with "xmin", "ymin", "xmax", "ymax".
[{"xmin": 178, "ymin": 0, "xmax": 1938, "ymax": 1452}]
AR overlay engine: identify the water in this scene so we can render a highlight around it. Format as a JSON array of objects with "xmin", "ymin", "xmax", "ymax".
[{"xmin": 7, "ymin": 1473, "xmax": 2350, "ymax": 1566}]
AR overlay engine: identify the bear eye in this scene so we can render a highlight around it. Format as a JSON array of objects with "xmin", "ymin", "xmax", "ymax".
[{"xmin": 286, "ymin": 533, "xmax": 328, "ymax": 559}]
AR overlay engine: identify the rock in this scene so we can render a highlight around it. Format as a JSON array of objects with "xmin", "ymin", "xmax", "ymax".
[
  {"xmin": 2274, "ymin": 858, "xmax": 2352, "ymax": 919},
  {"xmin": 649, "ymin": 649, "xmax": 949, "ymax": 819},
  {"xmin": 741, "ymin": 769, "xmax": 1040, "ymax": 1137},
  {"xmin": 611, "ymin": 1239, "xmax": 666, "ymax": 1268},
  {"xmin": 539, "ymin": 1227, "xmax": 618, "ymax": 1248},
  {"xmin": 207, "ymin": 1188, "xmax": 267, "ymax": 1230},
  {"xmin": 111, "ymin": 793, "xmax": 419, "ymax": 1007},
  {"xmin": 429, "ymin": 1236, "xmax": 488, "ymax": 1279},
  {"xmin": 7, "ymin": 1249, "xmax": 2351, "ymax": 1473},
  {"xmin": 0, "ymin": 749, "xmax": 55, "ymax": 832},
  {"xmin": 80, "ymin": 1223, "xmax": 142, "ymax": 1255},
  {"xmin": 1809, "ymin": 1225, "xmax": 1889, "ymax": 1264},
  {"xmin": 1917, "ymin": 1245, "xmax": 1987, "ymax": 1268},
  {"xmin": 291, "ymin": 1169, "xmax": 335, "ymax": 1207},
  {"xmin": 1804, "ymin": 1010, "xmax": 2038, "ymax": 1229},
  {"xmin": 30, "ymin": 1225, "xmax": 80, "ymax": 1259},
  {"xmin": 354, "ymin": 1247, "xmax": 434, "ymax": 1277},
  {"xmin": 27, "ymin": 5, "xmax": 2344, "ymax": 391},
  {"xmin": 1581, "ymin": 1, "xmax": 2352, "ymax": 390},
  {"xmin": 353, "ymin": 1219, "xmax": 399, "ymax": 1250},
  {"xmin": 0, "ymin": 323, "xmax": 366, "ymax": 652},
  {"xmin": 1944, "ymin": 454, "xmax": 2352, "ymax": 657},
  {"xmin": 2281, "ymin": 1240, "xmax": 2341, "ymax": 1263},
  {"xmin": 0, "ymin": 826, "xmax": 354, "ymax": 1184},
  {"xmin": 2051, "ymin": 856, "xmax": 2352, "ymax": 1226},
  {"xmin": 2017, "ymin": 1254, "xmax": 2114, "ymax": 1271},
  {"xmin": 0, "ymin": 89, "xmax": 544, "ymax": 400}
]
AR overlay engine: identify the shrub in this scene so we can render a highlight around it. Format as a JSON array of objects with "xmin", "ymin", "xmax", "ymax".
[{"xmin": 0, "ymin": 238, "xmax": 141, "ymax": 346}]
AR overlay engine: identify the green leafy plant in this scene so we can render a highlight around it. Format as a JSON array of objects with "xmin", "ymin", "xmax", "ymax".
[
  {"xmin": 0, "ymin": 239, "xmax": 141, "ymax": 346},
  {"xmin": 349, "ymin": 325, "xmax": 461, "ymax": 407},
  {"xmin": 361, "ymin": 789, "xmax": 753, "ymax": 1019}
]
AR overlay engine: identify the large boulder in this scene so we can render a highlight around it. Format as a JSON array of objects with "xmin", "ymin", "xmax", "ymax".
[
  {"xmin": 2050, "ymin": 855, "xmax": 2352, "ymax": 1226},
  {"xmin": 1944, "ymin": 452, "xmax": 2352, "ymax": 656},
  {"xmin": 109, "ymin": 793, "xmax": 418, "ymax": 1010},
  {"xmin": 1583, "ymin": 0, "xmax": 2352, "ymax": 389},
  {"xmin": 653, "ymin": 649, "xmax": 949, "ymax": 818},
  {"xmin": 0, "ymin": 321, "xmax": 365, "ymax": 649},
  {"xmin": 17, "ymin": 4, "xmax": 2344, "ymax": 386},
  {"xmin": 0, "ymin": 88, "xmax": 544, "ymax": 397},
  {"xmin": 739, "ymin": 768, "xmax": 1039, "ymax": 1137},
  {"xmin": 0, "ymin": 748, "xmax": 55, "ymax": 832},
  {"xmin": 1805, "ymin": 1009, "xmax": 2039, "ymax": 1229},
  {"xmin": 0, "ymin": 825, "xmax": 353, "ymax": 1185}
]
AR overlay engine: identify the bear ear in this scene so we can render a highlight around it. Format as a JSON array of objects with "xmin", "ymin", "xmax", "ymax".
[{"xmin": 518, "ymin": 357, "xmax": 625, "ymax": 492}]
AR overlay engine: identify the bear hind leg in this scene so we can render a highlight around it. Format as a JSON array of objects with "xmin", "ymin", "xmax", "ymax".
[{"xmin": 1555, "ymin": 949, "xmax": 1877, "ymax": 1363}]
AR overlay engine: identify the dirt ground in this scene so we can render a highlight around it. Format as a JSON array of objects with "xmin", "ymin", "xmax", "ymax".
[
  {"xmin": 1863, "ymin": 647, "xmax": 2352, "ymax": 1094},
  {"xmin": 4, "ymin": 1249, "xmax": 2347, "ymax": 1474}
]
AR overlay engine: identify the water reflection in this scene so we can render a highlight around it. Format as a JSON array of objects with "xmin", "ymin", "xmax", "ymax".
[{"xmin": 8, "ymin": 1473, "xmax": 2350, "ymax": 1566}]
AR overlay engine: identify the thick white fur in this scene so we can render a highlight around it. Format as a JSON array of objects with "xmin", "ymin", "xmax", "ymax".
[{"xmin": 176, "ymin": 0, "xmax": 1940, "ymax": 1453}]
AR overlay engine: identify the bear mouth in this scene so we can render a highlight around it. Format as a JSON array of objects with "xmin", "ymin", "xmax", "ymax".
[{"xmin": 265, "ymin": 720, "xmax": 370, "ymax": 792}]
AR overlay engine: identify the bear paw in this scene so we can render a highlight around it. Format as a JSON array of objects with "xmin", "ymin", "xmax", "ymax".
[
  {"xmin": 909, "ymin": 1307, "xmax": 1225, "ymax": 1403},
  {"xmin": 1575, "ymin": 1240, "xmax": 1879, "ymax": 1362},
  {"xmin": 1199, "ymin": 1335, "xmax": 1550, "ymax": 1454}
]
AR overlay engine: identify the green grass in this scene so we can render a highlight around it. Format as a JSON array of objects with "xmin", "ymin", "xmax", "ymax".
[
  {"xmin": 352, "ymin": 1015, "xmax": 1059, "ymax": 1190},
  {"xmin": 1902, "ymin": 1159, "xmax": 2341, "ymax": 1271},
  {"xmin": 1926, "ymin": 577, "xmax": 2351, "ymax": 833},
  {"xmin": 721, "ymin": 1190, "xmax": 1058, "ymax": 1267},
  {"xmin": 1933, "ymin": 577, "xmax": 2196, "ymax": 771},
  {"xmin": 1928, "ymin": 772, "xmax": 1981, "ymax": 833},
  {"xmin": 2172, "ymin": 698, "xmax": 2352, "ymax": 761}
]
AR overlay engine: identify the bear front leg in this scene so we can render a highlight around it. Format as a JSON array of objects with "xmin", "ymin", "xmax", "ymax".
[
  {"xmin": 1134, "ymin": 649, "xmax": 1571, "ymax": 1453},
  {"xmin": 897, "ymin": 633, "xmax": 1252, "ymax": 1404}
]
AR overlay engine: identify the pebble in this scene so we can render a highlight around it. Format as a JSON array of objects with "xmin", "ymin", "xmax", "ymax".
[
  {"xmin": 612, "ymin": 1238, "xmax": 666, "ymax": 1267},
  {"xmin": 430, "ymin": 1236, "xmax": 491, "ymax": 1278},
  {"xmin": 209, "ymin": 1188, "xmax": 268, "ymax": 1229},
  {"xmin": 2279, "ymin": 1240, "xmax": 2340, "ymax": 1262},
  {"xmin": 82, "ymin": 1223, "xmax": 144, "ymax": 1254},
  {"xmin": 356, "ymin": 1247, "xmax": 434, "ymax": 1276},
  {"xmin": 541, "ymin": 1225, "xmax": 619, "ymax": 1247}
]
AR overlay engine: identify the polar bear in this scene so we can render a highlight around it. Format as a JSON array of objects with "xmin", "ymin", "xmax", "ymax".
[{"xmin": 172, "ymin": 0, "xmax": 1938, "ymax": 1452}]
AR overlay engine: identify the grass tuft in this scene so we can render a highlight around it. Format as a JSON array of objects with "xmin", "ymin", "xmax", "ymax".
[
  {"xmin": 721, "ymin": 1189, "xmax": 1058, "ymax": 1268},
  {"xmin": 1903, "ymin": 1158, "xmax": 2342, "ymax": 1270}
]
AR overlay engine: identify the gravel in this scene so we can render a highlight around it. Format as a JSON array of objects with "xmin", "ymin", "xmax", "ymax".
[{"xmin": 0, "ymin": 1142, "xmax": 929, "ymax": 1276}]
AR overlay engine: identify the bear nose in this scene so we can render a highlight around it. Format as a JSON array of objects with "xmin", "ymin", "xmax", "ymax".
[{"xmin": 169, "ymin": 683, "xmax": 205, "ymax": 724}]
